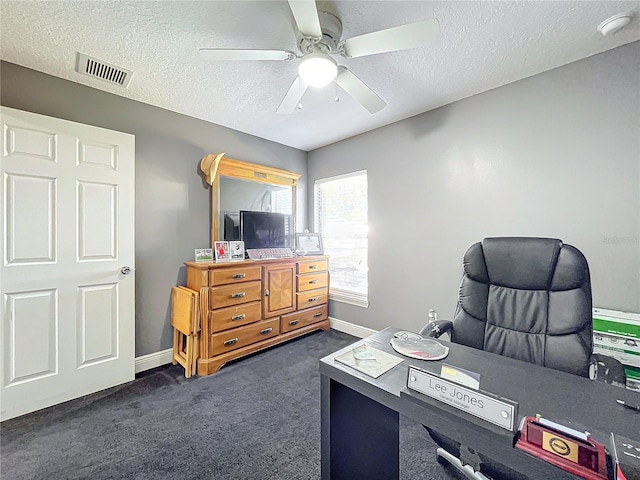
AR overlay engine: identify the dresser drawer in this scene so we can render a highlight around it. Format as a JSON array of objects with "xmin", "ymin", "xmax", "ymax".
[
  {"xmin": 210, "ymin": 301, "xmax": 262, "ymax": 332},
  {"xmin": 210, "ymin": 281, "xmax": 261, "ymax": 309},
  {"xmin": 296, "ymin": 288, "xmax": 328, "ymax": 310},
  {"xmin": 297, "ymin": 272, "xmax": 328, "ymax": 292},
  {"xmin": 210, "ymin": 318, "xmax": 280, "ymax": 356},
  {"xmin": 281, "ymin": 305, "xmax": 328, "ymax": 333},
  {"xmin": 209, "ymin": 265, "xmax": 261, "ymax": 286},
  {"xmin": 297, "ymin": 260, "xmax": 328, "ymax": 275}
]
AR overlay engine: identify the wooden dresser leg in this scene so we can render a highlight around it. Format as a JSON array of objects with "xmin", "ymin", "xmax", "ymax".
[{"xmin": 197, "ymin": 358, "xmax": 226, "ymax": 376}]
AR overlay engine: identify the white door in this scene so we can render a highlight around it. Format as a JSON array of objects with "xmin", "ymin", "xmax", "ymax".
[{"xmin": 0, "ymin": 106, "xmax": 135, "ymax": 421}]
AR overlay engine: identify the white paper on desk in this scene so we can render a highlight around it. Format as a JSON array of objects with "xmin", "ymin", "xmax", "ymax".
[
  {"xmin": 538, "ymin": 418, "xmax": 588, "ymax": 441},
  {"xmin": 335, "ymin": 346, "xmax": 403, "ymax": 378},
  {"xmin": 440, "ymin": 364, "xmax": 480, "ymax": 390}
]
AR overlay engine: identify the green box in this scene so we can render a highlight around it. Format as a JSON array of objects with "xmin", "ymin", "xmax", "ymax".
[
  {"xmin": 625, "ymin": 366, "xmax": 640, "ymax": 392},
  {"xmin": 593, "ymin": 317, "xmax": 639, "ymax": 340},
  {"xmin": 592, "ymin": 308, "xmax": 640, "ymax": 368}
]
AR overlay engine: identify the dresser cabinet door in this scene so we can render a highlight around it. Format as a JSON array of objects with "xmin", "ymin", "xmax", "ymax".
[{"xmin": 263, "ymin": 264, "xmax": 295, "ymax": 318}]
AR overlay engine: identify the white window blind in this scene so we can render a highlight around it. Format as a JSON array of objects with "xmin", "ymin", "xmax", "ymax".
[
  {"xmin": 269, "ymin": 187, "xmax": 294, "ymax": 248},
  {"xmin": 314, "ymin": 171, "xmax": 368, "ymax": 307},
  {"xmin": 270, "ymin": 187, "xmax": 293, "ymax": 214}
]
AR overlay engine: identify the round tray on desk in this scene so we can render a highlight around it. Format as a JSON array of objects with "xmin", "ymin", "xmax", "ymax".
[{"xmin": 390, "ymin": 336, "xmax": 450, "ymax": 360}]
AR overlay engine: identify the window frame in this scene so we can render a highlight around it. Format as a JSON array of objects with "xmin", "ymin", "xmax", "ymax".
[{"xmin": 314, "ymin": 170, "xmax": 369, "ymax": 308}]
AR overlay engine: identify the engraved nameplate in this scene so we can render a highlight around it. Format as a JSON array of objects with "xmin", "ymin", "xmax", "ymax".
[{"xmin": 407, "ymin": 365, "xmax": 518, "ymax": 431}]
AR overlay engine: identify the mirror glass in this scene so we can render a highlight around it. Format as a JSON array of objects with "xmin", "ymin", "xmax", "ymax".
[{"xmin": 219, "ymin": 176, "xmax": 293, "ymax": 241}]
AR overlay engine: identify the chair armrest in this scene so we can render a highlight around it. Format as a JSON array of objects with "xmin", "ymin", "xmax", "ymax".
[
  {"xmin": 419, "ymin": 320, "xmax": 453, "ymax": 339},
  {"xmin": 589, "ymin": 354, "xmax": 627, "ymax": 388}
]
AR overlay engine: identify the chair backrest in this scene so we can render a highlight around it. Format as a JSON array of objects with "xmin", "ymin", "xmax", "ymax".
[{"xmin": 451, "ymin": 237, "xmax": 593, "ymax": 377}]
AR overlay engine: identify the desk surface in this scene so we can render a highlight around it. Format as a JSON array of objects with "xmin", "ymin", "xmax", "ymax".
[{"xmin": 320, "ymin": 327, "xmax": 639, "ymax": 478}]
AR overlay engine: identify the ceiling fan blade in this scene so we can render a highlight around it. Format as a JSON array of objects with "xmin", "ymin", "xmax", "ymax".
[
  {"xmin": 342, "ymin": 18, "xmax": 440, "ymax": 58},
  {"xmin": 335, "ymin": 67, "xmax": 386, "ymax": 114},
  {"xmin": 288, "ymin": 0, "xmax": 322, "ymax": 40},
  {"xmin": 199, "ymin": 49, "xmax": 295, "ymax": 61},
  {"xmin": 277, "ymin": 77, "xmax": 309, "ymax": 114}
]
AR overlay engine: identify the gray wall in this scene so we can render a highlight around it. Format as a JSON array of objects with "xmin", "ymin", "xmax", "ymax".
[
  {"xmin": 0, "ymin": 61, "xmax": 307, "ymax": 356},
  {"xmin": 2, "ymin": 41, "xmax": 638, "ymax": 353},
  {"xmin": 308, "ymin": 42, "xmax": 640, "ymax": 333}
]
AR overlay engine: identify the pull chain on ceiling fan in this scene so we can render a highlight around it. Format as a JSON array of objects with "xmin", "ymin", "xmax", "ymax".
[{"xmin": 199, "ymin": 0, "xmax": 440, "ymax": 114}]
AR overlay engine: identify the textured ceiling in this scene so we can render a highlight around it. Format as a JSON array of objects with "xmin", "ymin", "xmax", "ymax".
[{"xmin": 1, "ymin": 1, "xmax": 639, "ymax": 151}]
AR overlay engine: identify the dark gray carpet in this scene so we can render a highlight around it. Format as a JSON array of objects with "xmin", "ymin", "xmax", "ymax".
[{"xmin": 1, "ymin": 329, "xmax": 465, "ymax": 480}]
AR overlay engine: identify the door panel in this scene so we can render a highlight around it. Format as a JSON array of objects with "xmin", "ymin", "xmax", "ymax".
[
  {"xmin": 78, "ymin": 181, "xmax": 117, "ymax": 260},
  {"xmin": 77, "ymin": 283, "xmax": 118, "ymax": 366},
  {"xmin": 5, "ymin": 173, "xmax": 56, "ymax": 264},
  {"xmin": 0, "ymin": 106, "xmax": 135, "ymax": 421},
  {"xmin": 4, "ymin": 289, "xmax": 57, "ymax": 385},
  {"xmin": 4, "ymin": 124, "xmax": 57, "ymax": 162},
  {"xmin": 78, "ymin": 140, "xmax": 118, "ymax": 169},
  {"xmin": 263, "ymin": 264, "xmax": 295, "ymax": 318}
]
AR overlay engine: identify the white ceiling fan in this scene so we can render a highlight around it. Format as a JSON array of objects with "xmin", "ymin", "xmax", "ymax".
[{"xmin": 200, "ymin": 0, "xmax": 440, "ymax": 114}]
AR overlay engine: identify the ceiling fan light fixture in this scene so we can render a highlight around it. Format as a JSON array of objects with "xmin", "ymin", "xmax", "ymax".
[{"xmin": 298, "ymin": 53, "xmax": 337, "ymax": 88}]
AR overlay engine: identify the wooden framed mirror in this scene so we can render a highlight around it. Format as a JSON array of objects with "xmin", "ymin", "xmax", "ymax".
[{"xmin": 200, "ymin": 153, "xmax": 301, "ymax": 247}]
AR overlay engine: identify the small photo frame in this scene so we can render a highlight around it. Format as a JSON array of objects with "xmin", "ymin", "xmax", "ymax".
[
  {"xmin": 214, "ymin": 241, "xmax": 230, "ymax": 262},
  {"xmin": 194, "ymin": 248, "xmax": 213, "ymax": 262},
  {"xmin": 229, "ymin": 241, "xmax": 245, "ymax": 261},
  {"xmin": 296, "ymin": 233, "xmax": 323, "ymax": 255}
]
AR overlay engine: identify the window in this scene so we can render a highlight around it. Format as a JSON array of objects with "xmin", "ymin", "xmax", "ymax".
[
  {"xmin": 270, "ymin": 187, "xmax": 293, "ymax": 214},
  {"xmin": 314, "ymin": 170, "xmax": 368, "ymax": 307}
]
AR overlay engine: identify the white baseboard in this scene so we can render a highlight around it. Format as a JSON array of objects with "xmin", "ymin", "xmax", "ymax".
[
  {"xmin": 329, "ymin": 316, "xmax": 377, "ymax": 338},
  {"xmin": 135, "ymin": 348, "xmax": 173, "ymax": 374}
]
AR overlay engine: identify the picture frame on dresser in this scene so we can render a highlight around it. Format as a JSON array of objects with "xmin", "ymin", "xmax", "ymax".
[
  {"xmin": 194, "ymin": 248, "xmax": 213, "ymax": 262},
  {"xmin": 229, "ymin": 241, "xmax": 245, "ymax": 260},
  {"xmin": 214, "ymin": 241, "xmax": 230, "ymax": 261},
  {"xmin": 296, "ymin": 233, "xmax": 323, "ymax": 255}
]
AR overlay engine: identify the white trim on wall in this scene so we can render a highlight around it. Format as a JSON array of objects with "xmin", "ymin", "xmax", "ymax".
[
  {"xmin": 135, "ymin": 348, "xmax": 173, "ymax": 374},
  {"xmin": 329, "ymin": 316, "xmax": 377, "ymax": 338}
]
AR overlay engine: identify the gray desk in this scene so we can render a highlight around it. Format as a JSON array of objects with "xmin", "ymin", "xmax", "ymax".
[{"xmin": 320, "ymin": 327, "xmax": 640, "ymax": 480}]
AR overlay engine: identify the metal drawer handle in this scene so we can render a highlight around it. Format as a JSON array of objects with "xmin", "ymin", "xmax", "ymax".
[
  {"xmin": 289, "ymin": 319, "xmax": 300, "ymax": 326},
  {"xmin": 260, "ymin": 327, "xmax": 273, "ymax": 335},
  {"xmin": 308, "ymin": 297, "xmax": 318, "ymax": 302},
  {"xmin": 223, "ymin": 338, "xmax": 238, "ymax": 346},
  {"xmin": 309, "ymin": 280, "xmax": 319, "ymax": 284},
  {"xmin": 232, "ymin": 314, "xmax": 246, "ymax": 321},
  {"xmin": 231, "ymin": 292, "xmax": 246, "ymax": 298},
  {"xmin": 314, "ymin": 312, "xmax": 323, "ymax": 318},
  {"xmin": 232, "ymin": 273, "xmax": 246, "ymax": 279},
  {"xmin": 308, "ymin": 265, "xmax": 318, "ymax": 269}
]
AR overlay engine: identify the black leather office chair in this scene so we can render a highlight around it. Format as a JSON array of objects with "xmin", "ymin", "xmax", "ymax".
[{"xmin": 419, "ymin": 237, "xmax": 626, "ymax": 480}]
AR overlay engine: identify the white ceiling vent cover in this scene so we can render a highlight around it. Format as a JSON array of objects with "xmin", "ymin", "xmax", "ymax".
[{"xmin": 75, "ymin": 53, "xmax": 132, "ymax": 87}]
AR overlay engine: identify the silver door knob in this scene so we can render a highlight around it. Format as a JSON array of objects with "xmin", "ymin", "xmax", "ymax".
[{"xmin": 121, "ymin": 266, "xmax": 132, "ymax": 275}]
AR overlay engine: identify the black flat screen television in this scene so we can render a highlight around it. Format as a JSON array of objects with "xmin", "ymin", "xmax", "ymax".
[{"xmin": 240, "ymin": 210, "xmax": 294, "ymax": 250}]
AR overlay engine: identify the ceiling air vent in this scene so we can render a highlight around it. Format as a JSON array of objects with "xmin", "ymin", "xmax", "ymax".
[{"xmin": 75, "ymin": 53, "xmax": 132, "ymax": 88}]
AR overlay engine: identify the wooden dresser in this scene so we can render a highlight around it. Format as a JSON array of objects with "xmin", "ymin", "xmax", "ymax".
[{"xmin": 184, "ymin": 256, "xmax": 330, "ymax": 375}]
